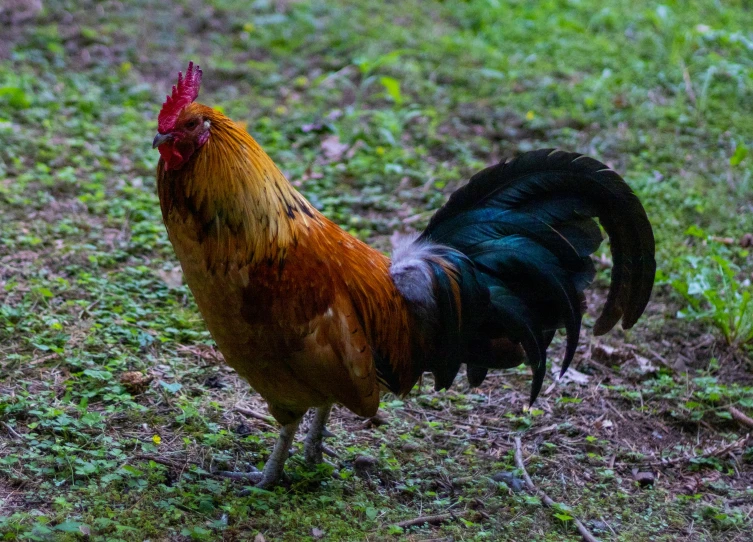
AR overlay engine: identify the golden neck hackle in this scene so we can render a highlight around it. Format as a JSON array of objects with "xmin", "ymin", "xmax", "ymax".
[{"xmin": 158, "ymin": 104, "xmax": 318, "ymax": 269}]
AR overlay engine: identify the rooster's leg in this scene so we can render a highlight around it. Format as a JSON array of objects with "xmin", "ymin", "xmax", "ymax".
[
  {"xmin": 304, "ymin": 405, "xmax": 332, "ymax": 467},
  {"xmin": 253, "ymin": 418, "xmax": 301, "ymax": 489}
]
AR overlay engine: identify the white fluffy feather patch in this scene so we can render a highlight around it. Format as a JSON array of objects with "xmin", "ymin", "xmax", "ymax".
[{"xmin": 389, "ymin": 232, "xmax": 441, "ymax": 310}]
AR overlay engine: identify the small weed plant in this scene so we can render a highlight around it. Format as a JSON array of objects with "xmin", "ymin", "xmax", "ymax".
[{"xmin": 670, "ymin": 235, "xmax": 753, "ymax": 346}]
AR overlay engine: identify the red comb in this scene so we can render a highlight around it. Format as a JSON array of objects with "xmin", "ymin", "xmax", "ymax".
[{"xmin": 158, "ymin": 61, "xmax": 203, "ymax": 133}]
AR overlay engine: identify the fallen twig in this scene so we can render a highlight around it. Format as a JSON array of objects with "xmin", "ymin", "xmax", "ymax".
[
  {"xmin": 514, "ymin": 437, "xmax": 600, "ymax": 542},
  {"xmin": 396, "ymin": 513, "xmax": 457, "ymax": 529},
  {"xmin": 134, "ymin": 453, "xmax": 189, "ymax": 469},
  {"xmin": 710, "ymin": 436, "xmax": 751, "ymax": 460},
  {"xmin": 730, "ymin": 407, "xmax": 753, "ymax": 430},
  {"xmin": 627, "ymin": 344, "xmax": 673, "ymax": 370},
  {"xmin": 402, "ymin": 209, "xmax": 435, "ymax": 225},
  {"xmin": 616, "ymin": 435, "xmax": 751, "ymax": 469},
  {"xmin": 1, "ymin": 421, "xmax": 22, "ymax": 439},
  {"xmin": 681, "ymin": 61, "xmax": 697, "ymax": 106},
  {"xmin": 235, "ymin": 406, "xmax": 277, "ymax": 426},
  {"xmin": 29, "ymin": 353, "xmax": 59, "ymax": 365},
  {"xmin": 402, "ymin": 407, "xmax": 511, "ymax": 434}
]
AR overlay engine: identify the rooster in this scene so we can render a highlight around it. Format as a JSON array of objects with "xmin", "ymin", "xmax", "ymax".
[{"xmin": 153, "ymin": 62, "xmax": 655, "ymax": 487}]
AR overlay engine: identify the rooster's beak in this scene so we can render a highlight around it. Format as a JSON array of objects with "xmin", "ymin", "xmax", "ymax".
[{"xmin": 152, "ymin": 133, "xmax": 173, "ymax": 148}]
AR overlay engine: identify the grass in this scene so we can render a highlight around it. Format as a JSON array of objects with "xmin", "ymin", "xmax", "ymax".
[{"xmin": 1, "ymin": 0, "xmax": 752, "ymax": 540}]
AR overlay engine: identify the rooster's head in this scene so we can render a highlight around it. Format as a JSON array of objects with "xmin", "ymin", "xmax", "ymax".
[{"xmin": 153, "ymin": 62, "xmax": 210, "ymax": 171}]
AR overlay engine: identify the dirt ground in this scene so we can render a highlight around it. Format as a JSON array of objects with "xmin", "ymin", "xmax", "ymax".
[{"xmin": 1, "ymin": 1, "xmax": 752, "ymax": 541}]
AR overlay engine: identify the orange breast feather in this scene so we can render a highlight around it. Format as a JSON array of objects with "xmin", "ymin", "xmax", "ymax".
[{"xmin": 243, "ymin": 219, "xmax": 415, "ymax": 421}]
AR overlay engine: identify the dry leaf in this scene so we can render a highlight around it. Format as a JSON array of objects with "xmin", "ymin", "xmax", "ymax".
[
  {"xmin": 592, "ymin": 343, "xmax": 629, "ymax": 363},
  {"xmin": 594, "ymin": 418, "xmax": 614, "ymax": 431},
  {"xmin": 120, "ymin": 371, "xmax": 153, "ymax": 394},
  {"xmin": 320, "ymin": 135, "xmax": 348, "ymax": 162},
  {"xmin": 633, "ymin": 355, "xmax": 657, "ymax": 375},
  {"xmin": 557, "ymin": 366, "xmax": 591, "ymax": 385},
  {"xmin": 158, "ymin": 266, "xmax": 183, "ymax": 289}
]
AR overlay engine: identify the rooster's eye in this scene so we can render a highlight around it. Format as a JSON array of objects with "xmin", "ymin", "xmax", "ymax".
[{"xmin": 185, "ymin": 120, "xmax": 198, "ymax": 129}]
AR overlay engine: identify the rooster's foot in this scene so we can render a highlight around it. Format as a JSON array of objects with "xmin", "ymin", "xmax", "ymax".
[
  {"xmin": 238, "ymin": 418, "xmax": 300, "ymax": 491},
  {"xmin": 304, "ymin": 405, "xmax": 333, "ymax": 468}
]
